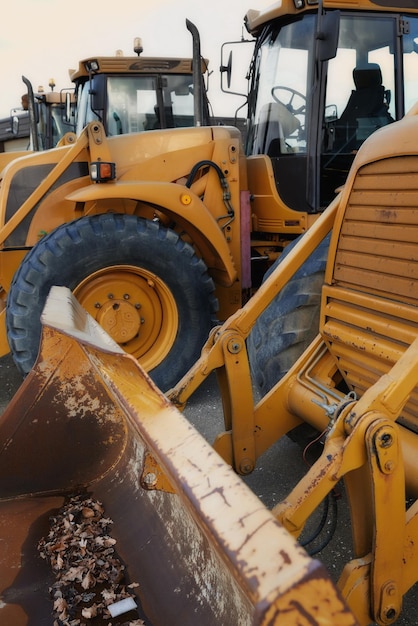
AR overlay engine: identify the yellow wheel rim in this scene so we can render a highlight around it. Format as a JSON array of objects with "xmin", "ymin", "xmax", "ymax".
[{"xmin": 74, "ymin": 265, "xmax": 178, "ymax": 372}]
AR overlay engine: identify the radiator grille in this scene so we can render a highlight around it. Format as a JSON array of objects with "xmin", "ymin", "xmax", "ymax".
[{"xmin": 322, "ymin": 155, "xmax": 418, "ymax": 431}]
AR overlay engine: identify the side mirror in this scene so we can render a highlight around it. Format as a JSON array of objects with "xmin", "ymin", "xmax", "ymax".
[
  {"xmin": 220, "ymin": 39, "xmax": 254, "ymax": 97},
  {"xmin": 220, "ymin": 50, "xmax": 232, "ymax": 90},
  {"xmin": 12, "ymin": 115, "xmax": 20, "ymax": 136},
  {"xmin": 64, "ymin": 91, "xmax": 74, "ymax": 124},
  {"xmin": 324, "ymin": 103, "xmax": 337, "ymax": 123},
  {"xmin": 90, "ymin": 74, "xmax": 106, "ymax": 113}
]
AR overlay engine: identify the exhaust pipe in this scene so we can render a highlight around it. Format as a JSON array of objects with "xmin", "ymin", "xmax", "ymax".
[{"xmin": 186, "ymin": 19, "xmax": 204, "ymax": 127}]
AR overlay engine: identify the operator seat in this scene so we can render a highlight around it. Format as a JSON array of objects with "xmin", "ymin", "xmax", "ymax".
[
  {"xmin": 334, "ymin": 62, "xmax": 393, "ymax": 151},
  {"xmin": 252, "ymin": 102, "xmax": 300, "ymax": 155}
]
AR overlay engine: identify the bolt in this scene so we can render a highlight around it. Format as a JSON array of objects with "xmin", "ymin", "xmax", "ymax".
[
  {"xmin": 94, "ymin": 302, "xmax": 101, "ymax": 309},
  {"xmin": 143, "ymin": 472, "xmax": 157, "ymax": 487},
  {"xmin": 107, "ymin": 293, "xmax": 114, "ymax": 299},
  {"xmin": 239, "ymin": 458, "xmax": 254, "ymax": 474},
  {"xmin": 384, "ymin": 461, "xmax": 395, "ymax": 472},
  {"xmin": 123, "ymin": 293, "xmax": 130, "ymax": 300},
  {"xmin": 379, "ymin": 432, "xmax": 393, "ymax": 448},
  {"xmin": 135, "ymin": 303, "xmax": 141, "ymax": 309},
  {"xmin": 228, "ymin": 339, "xmax": 242, "ymax": 354},
  {"xmin": 386, "ymin": 585, "xmax": 396, "ymax": 597}
]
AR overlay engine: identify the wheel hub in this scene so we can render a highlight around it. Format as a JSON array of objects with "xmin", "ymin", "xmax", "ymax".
[
  {"xmin": 73, "ymin": 265, "xmax": 178, "ymax": 370},
  {"xmin": 96, "ymin": 299, "xmax": 141, "ymax": 344}
]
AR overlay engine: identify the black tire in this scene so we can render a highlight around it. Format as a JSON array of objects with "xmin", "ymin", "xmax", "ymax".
[
  {"xmin": 6, "ymin": 213, "xmax": 218, "ymax": 391},
  {"xmin": 247, "ymin": 232, "xmax": 331, "ymax": 394}
]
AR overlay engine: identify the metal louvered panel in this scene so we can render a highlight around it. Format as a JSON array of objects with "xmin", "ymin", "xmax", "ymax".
[
  {"xmin": 333, "ymin": 155, "xmax": 418, "ymax": 304},
  {"xmin": 322, "ymin": 287, "xmax": 418, "ymax": 431},
  {"xmin": 321, "ymin": 155, "xmax": 418, "ymax": 432}
]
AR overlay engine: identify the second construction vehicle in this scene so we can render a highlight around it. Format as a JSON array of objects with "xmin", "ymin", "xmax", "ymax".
[{"xmin": 0, "ymin": 0, "xmax": 418, "ymax": 391}]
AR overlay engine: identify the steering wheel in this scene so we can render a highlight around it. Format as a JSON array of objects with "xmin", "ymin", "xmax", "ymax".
[{"xmin": 271, "ymin": 86, "xmax": 306, "ymax": 136}]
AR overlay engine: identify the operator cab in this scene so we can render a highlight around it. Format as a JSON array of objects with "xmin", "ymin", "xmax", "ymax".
[
  {"xmin": 34, "ymin": 90, "xmax": 76, "ymax": 149},
  {"xmin": 22, "ymin": 77, "xmax": 77, "ymax": 151},
  {"xmin": 243, "ymin": 8, "xmax": 418, "ymax": 212},
  {"xmin": 73, "ymin": 56, "xmax": 211, "ymax": 137}
]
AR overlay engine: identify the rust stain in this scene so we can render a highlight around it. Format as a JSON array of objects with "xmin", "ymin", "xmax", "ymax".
[
  {"xmin": 279, "ymin": 549, "xmax": 292, "ymax": 566},
  {"xmin": 378, "ymin": 208, "xmax": 397, "ymax": 221}
]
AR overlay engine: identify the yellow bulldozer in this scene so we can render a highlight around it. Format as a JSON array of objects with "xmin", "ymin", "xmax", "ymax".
[
  {"xmin": 2, "ymin": 97, "xmax": 418, "ymax": 624},
  {"xmin": 1, "ymin": 0, "xmax": 417, "ymax": 395}
]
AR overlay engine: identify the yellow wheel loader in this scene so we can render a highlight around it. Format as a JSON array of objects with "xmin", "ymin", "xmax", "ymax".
[
  {"xmin": 0, "ymin": 1, "xmax": 418, "ymax": 393},
  {"xmin": 3, "ymin": 101, "xmax": 418, "ymax": 624}
]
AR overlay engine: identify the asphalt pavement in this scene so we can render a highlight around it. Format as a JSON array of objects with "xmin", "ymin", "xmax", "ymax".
[{"xmin": 0, "ymin": 352, "xmax": 417, "ymax": 625}]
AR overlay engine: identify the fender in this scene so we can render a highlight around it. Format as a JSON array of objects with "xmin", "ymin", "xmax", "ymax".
[{"xmin": 66, "ymin": 180, "xmax": 238, "ymax": 287}]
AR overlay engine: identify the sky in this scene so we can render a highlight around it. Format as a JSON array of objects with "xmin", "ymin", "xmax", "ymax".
[{"xmin": 0, "ymin": 0, "xmax": 274, "ymax": 120}]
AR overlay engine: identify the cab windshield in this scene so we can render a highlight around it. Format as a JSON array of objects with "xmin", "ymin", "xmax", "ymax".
[
  {"xmin": 246, "ymin": 15, "xmax": 314, "ymax": 156},
  {"xmin": 76, "ymin": 74, "xmax": 198, "ymax": 136},
  {"xmin": 35, "ymin": 101, "xmax": 75, "ymax": 150}
]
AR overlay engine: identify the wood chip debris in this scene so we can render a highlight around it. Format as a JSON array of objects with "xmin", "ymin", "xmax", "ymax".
[{"xmin": 38, "ymin": 494, "xmax": 145, "ymax": 625}]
